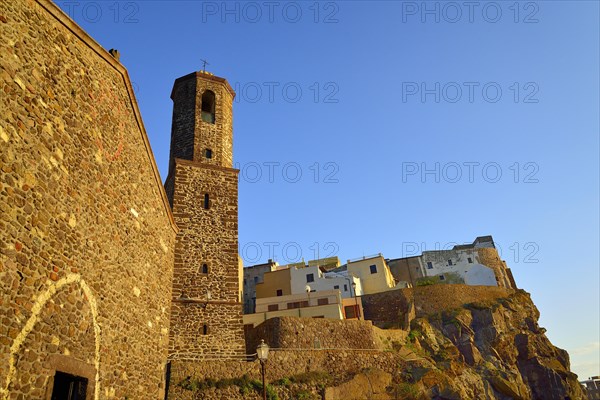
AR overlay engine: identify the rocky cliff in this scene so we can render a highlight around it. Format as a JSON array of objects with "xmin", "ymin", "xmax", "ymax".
[{"xmin": 391, "ymin": 289, "xmax": 584, "ymax": 399}]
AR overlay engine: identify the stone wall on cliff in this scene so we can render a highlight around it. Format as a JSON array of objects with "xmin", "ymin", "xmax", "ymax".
[{"xmin": 362, "ymin": 284, "xmax": 513, "ymax": 329}]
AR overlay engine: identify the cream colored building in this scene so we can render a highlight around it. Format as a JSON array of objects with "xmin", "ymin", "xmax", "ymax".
[
  {"xmin": 243, "ymin": 290, "xmax": 363, "ymax": 327},
  {"xmin": 347, "ymin": 254, "xmax": 398, "ymax": 294},
  {"xmin": 255, "ymin": 262, "xmax": 362, "ymax": 299}
]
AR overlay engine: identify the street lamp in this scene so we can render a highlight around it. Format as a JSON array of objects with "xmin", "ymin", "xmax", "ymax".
[
  {"xmin": 352, "ymin": 282, "xmax": 360, "ymax": 320},
  {"xmin": 305, "ymin": 285, "xmax": 312, "ymax": 306},
  {"xmin": 256, "ymin": 339, "xmax": 270, "ymax": 400}
]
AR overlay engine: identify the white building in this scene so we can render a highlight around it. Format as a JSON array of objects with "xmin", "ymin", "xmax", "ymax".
[
  {"xmin": 421, "ymin": 248, "xmax": 498, "ymax": 286},
  {"xmin": 289, "ymin": 265, "xmax": 363, "ymax": 297}
]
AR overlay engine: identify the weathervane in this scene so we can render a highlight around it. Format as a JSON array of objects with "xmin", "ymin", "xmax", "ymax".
[{"xmin": 200, "ymin": 59, "xmax": 210, "ymax": 73}]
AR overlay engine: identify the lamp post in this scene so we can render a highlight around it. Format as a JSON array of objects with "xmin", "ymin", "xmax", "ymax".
[
  {"xmin": 305, "ymin": 285, "xmax": 312, "ymax": 306},
  {"xmin": 256, "ymin": 339, "xmax": 269, "ymax": 400},
  {"xmin": 352, "ymin": 282, "xmax": 360, "ymax": 320}
]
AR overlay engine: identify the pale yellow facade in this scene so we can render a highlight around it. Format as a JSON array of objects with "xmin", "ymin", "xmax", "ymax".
[
  {"xmin": 347, "ymin": 255, "xmax": 396, "ymax": 295},
  {"xmin": 243, "ymin": 290, "xmax": 345, "ymax": 327},
  {"xmin": 255, "ymin": 267, "xmax": 292, "ymax": 298}
]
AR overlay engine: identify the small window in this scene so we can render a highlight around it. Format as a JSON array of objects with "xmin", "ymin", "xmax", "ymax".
[
  {"xmin": 467, "ymin": 257, "xmax": 473, "ymax": 263},
  {"xmin": 254, "ymin": 276, "xmax": 259, "ymax": 283},
  {"xmin": 202, "ymin": 324, "xmax": 208, "ymax": 335},
  {"xmin": 268, "ymin": 304, "xmax": 279, "ymax": 312},
  {"xmin": 317, "ymin": 298, "xmax": 329, "ymax": 306},
  {"xmin": 203, "ymin": 193, "xmax": 210, "ymax": 209},
  {"xmin": 276, "ymin": 289, "xmax": 283, "ymax": 297},
  {"xmin": 426, "ymin": 262, "xmax": 433, "ymax": 269},
  {"xmin": 201, "ymin": 263, "xmax": 208, "ymax": 274},
  {"xmin": 344, "ymin": 305, "xmax": 358, "ymax": 319},
  {"xmin": 51, "ymin": 371, "xmax": 88, "ymax": 400},
  {"xmin": 201, "ymin": 90, "xmax": 216, "ymax": 124},
  {"xmin": 333, "ymin": 285, "xmax": 339, "ymax": 290},
  {"xmin": 306, "ymin": 273, "xmax": 314, "ymax": 283},
  {"xmin": 343, "ymin": 284, "xmax": 348, "ymax": 292},
  {"xmin": 370, "ymin": 264, "xmax": 377, "ymax": 274},
  {"xmin": 439, "ymin": 275, "xmax": 445, "ymax": 281},
  {"xmin": 205, "ymin": 148, "xmax": 213, "ymax": 159},
  {"xmin": 447, "ymin": 259, "xmax": 453, "ymax": 266},
  {"xmin": 287, "ymin": 301, "xmax": 309, "ymax": 309}
]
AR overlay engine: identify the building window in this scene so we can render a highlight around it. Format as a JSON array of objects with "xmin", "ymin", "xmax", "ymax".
[
  {"xmin": 201, "ymin": 90, "xmax": 216, "ymax": 124},
  {"xmin": 276, "ymin": 289, "xmax": 283, "ymax": 297},
  {"xmin": 370, "ymin": 264, "xmax": 377, "ymax": 274},
  {"xmin": 333, "ymin": 285, "xmax": 339, "ymax": 290},
  {"xmin": 202, "ymin": 324, "xmax": 209, "ymax": 335},
  {"xmin": 467, "ymin": 257, "xmax": 473, "ymax": 263},
  {"xmin": 205, "ymin": 148, "xmax": 213, "ymax": 159},
  {"xmin": 426, "ymin": 262, "xmax": 433, "ymax": 269},
  {"xmin": 344, "ymin": 305, "xmax": 358, "ymax": 319},
  {"xmin": 447, "ymin": 259, "xmax": 453, "ymax": 266},
  {"xmin": 343, "ymin": 284, "xmax": 348, "ymax": 292},
  {"xmin": 287, "ymin": 301, "xmax": 308, "ymax": 309},
  {"xmin": 254, "ymin": 276, "xmax": 259, "ymax": 283},
  {"xmin": 439, "ymin": 275, "xmax": 445, "ymax": 281},
  {"xmin": 203, "ymin": 193, "xmax": 210, "ymax": 209},
  {"xmin": 306, "ymin": 273, "xmax": 314, "ymax": 283},
  {"xmin": 268, "ymin": 304, "xmax": 279, "ymax": 312},
  {"xmin": 201, "ymin": 263, "xmax": 208, "ymax": 274},
  {"xmin": 51, "ymin": 371, "xmax": 88, "ymax": 400},
  {"xmin": 317, "ymin": 298, "xmax": 329, "ymax": 306}
]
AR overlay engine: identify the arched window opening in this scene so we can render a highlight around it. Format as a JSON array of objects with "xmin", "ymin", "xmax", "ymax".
[
  {"xmin": 201, "ymin": 263, "xmax": 209, "ymax": 274},
  {"xmin": 203, "ymin": 193, "xmax": 210, "ymax": 210},
  {"xmin": 201, "ymin": 90, "xmax": 216, "ymax": 124},
  {"xmin": 202, "ymin": 324, "xmax": 208, "ymax": 335}
]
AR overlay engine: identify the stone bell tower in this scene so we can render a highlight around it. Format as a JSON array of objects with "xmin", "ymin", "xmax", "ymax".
[{"xmin": 165, "ymin": 70, "xmax": 244, "ymax": 358}]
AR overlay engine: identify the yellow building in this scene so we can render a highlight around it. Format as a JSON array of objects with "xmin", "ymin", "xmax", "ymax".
[
  {"xmin": 347, "ymin": 254, "xmax": 396, "ymax": 295},
  {"xmin": 255, "ymin": 267, "xmax": 292, "ymax": 298}
]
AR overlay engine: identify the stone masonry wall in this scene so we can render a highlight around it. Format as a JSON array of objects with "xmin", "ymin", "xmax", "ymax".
[
  {"xmin": 361, "ymin": 289, "xmax": 413, "ymax": 329},
  {"xmin": 169, "ymin": 159, "xmax": 245, "ymax": 358},
  {"xmin": 192, "ymin": 74, "xmax": 234, "ymax": 169},
  {"xmin": 476, "ymin": 247, "xmax": 515, "ymax": 289},
  {"xmin": 362, "ymin": 284, "xmax": 513, "ymax": 328},
  {"xmin": 167, "ymin": 350, "xmax": 403, "ymax": 400},
  {"xmin": 168, "ymin": 72, "xmax": 244, "ymax": 359},
  {"xmin": 0, "ymin": 1, "xmax": 177, "ymax": 398},
  {"xmin": 245, "ymin": 316, "xmax": 378, "ymax": 353}
]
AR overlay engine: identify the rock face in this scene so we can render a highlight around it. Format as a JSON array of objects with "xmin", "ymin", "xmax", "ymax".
[{"xmin": 405, "ymin": 289, "xmax": 584, "ymax": 399}]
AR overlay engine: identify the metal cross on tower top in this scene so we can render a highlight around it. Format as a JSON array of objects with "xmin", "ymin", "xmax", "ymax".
[{"xmin": 200, "ymin": 59, "xmax": 210, "ymax": 72}]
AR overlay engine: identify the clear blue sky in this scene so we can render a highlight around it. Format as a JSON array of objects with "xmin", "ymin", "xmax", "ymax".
[{"xmin": 56, "ymin": 0, "xmax": 599, "ymax": 379}]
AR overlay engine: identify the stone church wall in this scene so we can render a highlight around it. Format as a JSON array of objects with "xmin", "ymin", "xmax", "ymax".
[{"xmin": 0, "ymin": 0, "xmax": 176, "ymax": 398}]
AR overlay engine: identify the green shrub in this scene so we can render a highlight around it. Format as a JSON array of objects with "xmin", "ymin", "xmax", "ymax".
[
  {"xmin": 289, "ymin": 370, "xmax": 331, "ymax": 385},
  {"xmin": 177, "ymin": 374, "xmax": 278, "ymax": 399},
  {"xmin": 391, "ymin": 382, "xmax": 423, "ymax": 399},
  {"xmin": 296, "ymin": 390, "xmax": 318, "ymax": 400},
  {"xmin": 273, "ymin": 377, "xmax": 292, "ymax": 386}
]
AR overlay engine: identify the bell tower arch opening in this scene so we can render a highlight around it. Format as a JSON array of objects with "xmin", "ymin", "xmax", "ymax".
[{"xmin": 201, "ymin": 90, "xmax": 216, "ymax": 124}]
